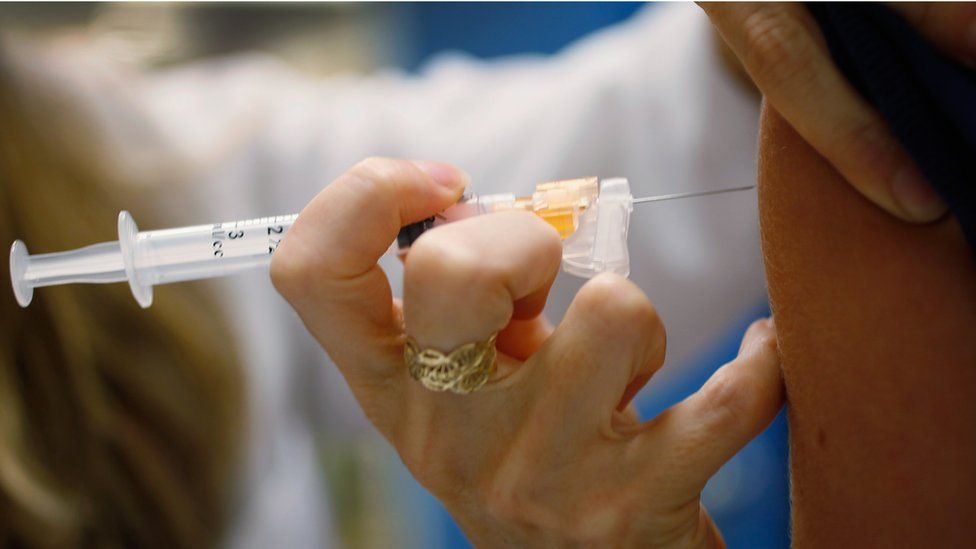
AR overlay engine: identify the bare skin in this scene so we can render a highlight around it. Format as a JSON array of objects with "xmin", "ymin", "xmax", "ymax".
[
  {"xmin": 758, "ymin": 105, "xmax": 976, "ymax": 546},
  {"xmin": 271, "ymin": 158, "xmax": 784, "ymax": 547}
]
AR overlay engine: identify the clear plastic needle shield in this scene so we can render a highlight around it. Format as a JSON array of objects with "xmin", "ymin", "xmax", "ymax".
[
  {"xmin": 561, "ymin": 178, "xmax": 633, "ymax": 277},
  {"xmin": 396, "ymin": 177, "xmax": 634, "ymax": 277}
]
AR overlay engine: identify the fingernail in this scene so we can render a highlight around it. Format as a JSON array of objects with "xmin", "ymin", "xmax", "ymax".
[
  {"xmin": 891, "ymin": 168, "xmax": 947, "ymax": 222},
  {"xmin": 412, "ymin": 160, "xmax": 469, "ymax": 191}
]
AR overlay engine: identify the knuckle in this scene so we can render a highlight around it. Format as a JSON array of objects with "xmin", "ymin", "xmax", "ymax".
[
  {"xmin": 351, "ymin": 156, "xmax": 407, "ymax": 184},
  {"xmin": 494, "ymin": 210, "xmax": 564, "ymax": 277},
  {"xmin": 574, "ymin": 274, "xmax": 662, "ymax": 340},
  {"xmin": 407, "ymin": 228, "xmax": 503, "ymax": 284},
  {"xmin": 343, "ymin": 157, "xmax": 420, "ymax": 211},
  {"xmin": 407, "ymin": 227, "xmax": 507, "ymax": 287},
  {"xmin": 407, "ymin": 210, "xmax": 560, "ymax": 295},
  {"xmin": 513, "ymin": 210, "xmax": 564, "ymax": 260},
  {"xmin": 741, "ymin": 6, "xmax": 818, "ymax": 91},
  {"xmin": 699, "ymin": 370, "xmax": 757, "ymax": 432},
  {"xmin": 498, "ymin": 211, "xmax": 564, "ymax": 280},
  {"xmin": 343, "ymin": 159, "xmax": 400, "ymax": 203}
]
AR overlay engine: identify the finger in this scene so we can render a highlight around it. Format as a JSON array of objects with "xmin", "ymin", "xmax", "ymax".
[
  {"xmin": 701, "ymin": 3, "xmax": 948, "ymax": 223},
  {"xmin": 497, "ymin": 315, "xmax": 554, "ymax": 361},
  {"xmin": 891, "ymin": 3, "xmax": 976, "ymax": 67},
  {"xmin": 538, "ymin": 273, "xmax": 666, "ymax": 417},
  {"xmin": 646, "ymin": 318, "xmax": 783, "ymax": 496},
  {"xmin": 403, "ymin": 210, "xmax": 562, "ymax": 356},
  {"xmin": 271, "ymin": 158, "xmax": 466, "ymax": 371}
]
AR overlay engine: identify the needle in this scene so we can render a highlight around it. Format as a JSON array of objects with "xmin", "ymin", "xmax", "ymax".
[{"xmin": 632, "ymin": 184, "xmax": 755, "ymax": 205}]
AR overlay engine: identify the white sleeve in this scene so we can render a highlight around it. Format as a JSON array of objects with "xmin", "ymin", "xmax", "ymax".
[{"xmin": 125, "ymin": 5, "xmax": 750, "ymax": 211}]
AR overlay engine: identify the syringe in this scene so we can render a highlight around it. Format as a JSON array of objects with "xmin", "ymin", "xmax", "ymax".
[
  {"xmin": 10, "ymin": 211, "xmax": 299, "ymax": 308},
  {"xmin": 10, "ymin": 178, "xmax": 753, "ymax": 308}
]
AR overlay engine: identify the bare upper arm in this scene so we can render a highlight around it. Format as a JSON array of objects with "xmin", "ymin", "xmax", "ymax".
[{"xmin": 757, "ymin": 105, "xmax": 976, "ymax": 546}]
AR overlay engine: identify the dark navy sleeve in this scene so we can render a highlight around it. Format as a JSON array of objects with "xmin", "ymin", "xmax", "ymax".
[{"xmin": 807, "ymin": 3, "xmax": 976, "ymax": 253}]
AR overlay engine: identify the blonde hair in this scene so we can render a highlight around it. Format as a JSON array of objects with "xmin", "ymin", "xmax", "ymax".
[{"xmin": 0, "ymin": 45, "xmax": 244, "ymax": 548}]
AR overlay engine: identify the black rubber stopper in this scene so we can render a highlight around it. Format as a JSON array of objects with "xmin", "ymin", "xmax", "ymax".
[{"xmin": 397, "ymin": 216, "xmax": 436, "ymax": 249}]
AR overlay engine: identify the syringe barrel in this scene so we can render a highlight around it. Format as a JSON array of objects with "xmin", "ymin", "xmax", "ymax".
[{"xmin": 133, "ymin": 215, "xmax": 298, "ymax": 286}]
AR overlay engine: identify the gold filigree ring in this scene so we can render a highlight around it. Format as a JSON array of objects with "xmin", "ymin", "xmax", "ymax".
[{"xmin": 404, "ymin": 333, "xmax": 498, "ymax": 394}]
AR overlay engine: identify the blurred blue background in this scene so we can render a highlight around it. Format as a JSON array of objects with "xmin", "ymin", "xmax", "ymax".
[{"xmin": 399, "ymin": 3, "xmax": 645, "ymax": 70}]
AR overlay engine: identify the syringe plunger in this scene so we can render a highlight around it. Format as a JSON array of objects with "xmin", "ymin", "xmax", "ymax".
[
  {"xmin": 10, "ymin": 211, "xmax": 299, "ymax": 308},
  {"xmin": 9, "ymin": 239, "xmax": 127, "ymax": 307}
]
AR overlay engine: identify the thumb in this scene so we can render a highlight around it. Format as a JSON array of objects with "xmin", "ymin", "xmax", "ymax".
[{"xmin": 636, "ymin": 318, "xmax": 784, "ymax": 497}]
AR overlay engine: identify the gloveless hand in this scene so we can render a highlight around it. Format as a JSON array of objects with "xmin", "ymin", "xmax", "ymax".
[
  {"xmin": 271, "ymin": 158, "xmax": 784, "ymax": 547},
  {"xmin": 702, "ymin": 2, "xmax": 976, "ymax": 223}
]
